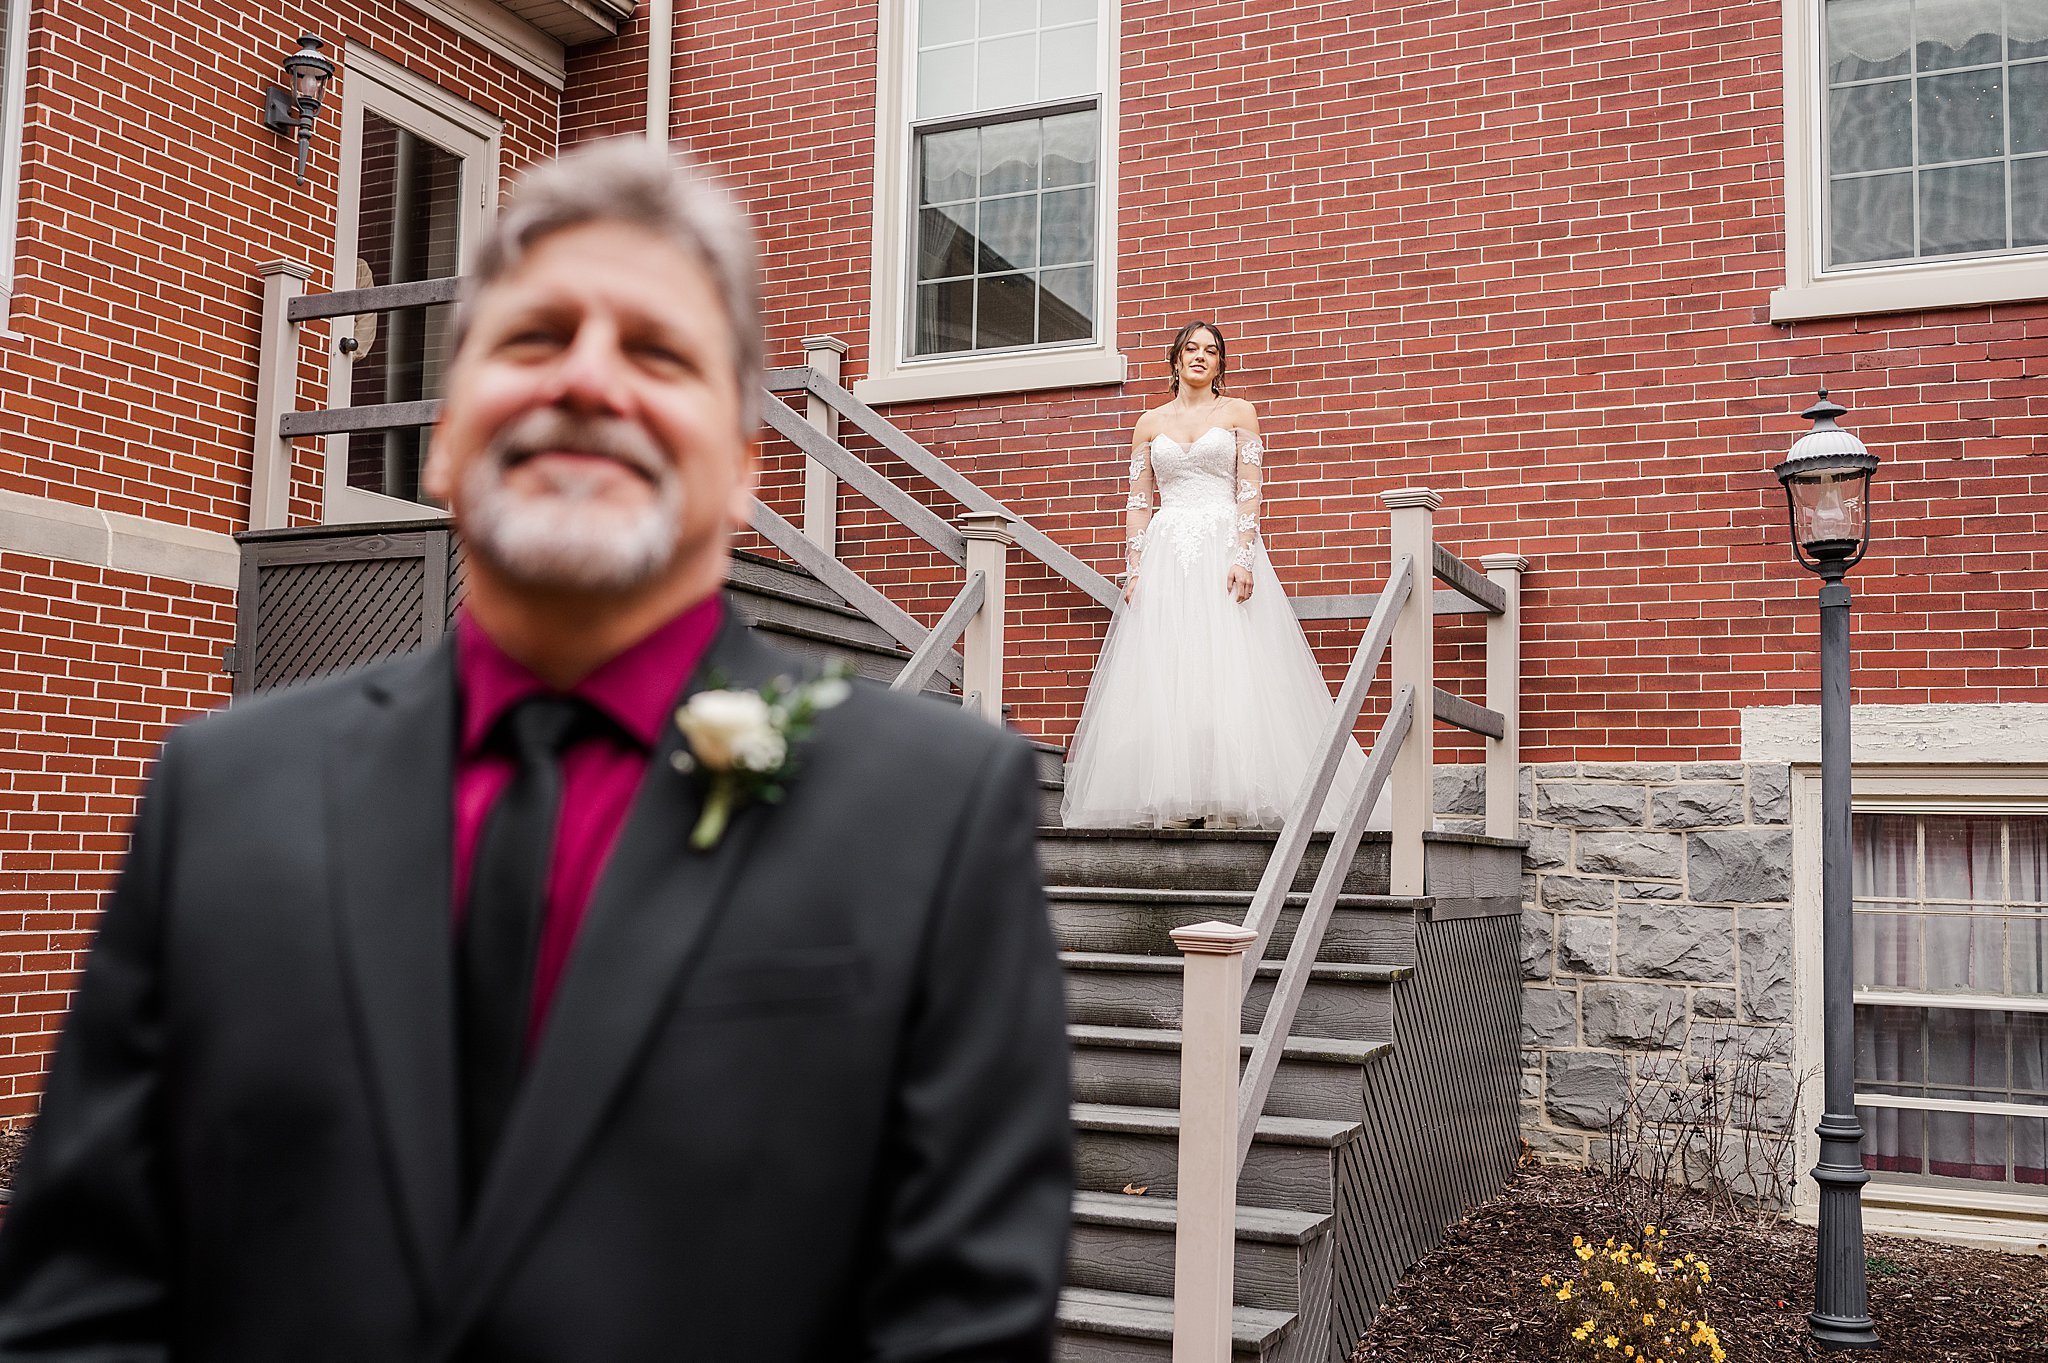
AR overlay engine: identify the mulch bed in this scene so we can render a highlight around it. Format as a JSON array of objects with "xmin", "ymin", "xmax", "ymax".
[{"xmin": 1354, "ymin": 1162, "xmax": 2048, "ymax": 1363}]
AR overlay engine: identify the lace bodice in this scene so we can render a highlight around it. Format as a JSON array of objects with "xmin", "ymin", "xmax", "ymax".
[{"xmin": 1125, "ymin": 424, "xmax": 1265, "ymax": 573}]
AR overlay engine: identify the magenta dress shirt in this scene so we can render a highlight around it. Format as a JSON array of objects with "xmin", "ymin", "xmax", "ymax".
[{"xmin": 452, "ymin": 596, "xmax": 725, "ymax": 1048}]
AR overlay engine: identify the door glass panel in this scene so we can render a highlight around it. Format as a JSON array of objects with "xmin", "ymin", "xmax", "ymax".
[{"xmin": 346, "ymin": 111, "xmax": 465, "ymax": 504}]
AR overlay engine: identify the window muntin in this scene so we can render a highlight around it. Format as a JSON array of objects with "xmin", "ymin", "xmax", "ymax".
[
  {"xmin": 1824, "ymin": 0, "xmax": 2048, "ymax": 269},
  {"xmin": 0, "ymin": 0, "xmax": 25, "ymax": 314},
  {"xmin": 908, "ymin": 0, "xmax": 1102, "ymax": 360},
  {"xmin": 1854, "ymin": 812, "xmax": 2047, "ymax": 1193}
]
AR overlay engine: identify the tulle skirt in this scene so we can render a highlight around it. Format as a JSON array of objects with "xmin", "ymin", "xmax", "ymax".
[{"xmin": 1061, "ymin": 504, "xmax": 1389, "ymax": 831}]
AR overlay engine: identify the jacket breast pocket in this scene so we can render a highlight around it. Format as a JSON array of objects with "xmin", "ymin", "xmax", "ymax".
[{"xmin": 681, "ymin": 945, "xmax": 869, "ymax": 1017}]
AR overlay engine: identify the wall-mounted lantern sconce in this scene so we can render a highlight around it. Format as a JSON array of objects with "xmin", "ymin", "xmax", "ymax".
[{"xmin": 261, "ymin": 35, "xmax": 336, "ymax": 185}]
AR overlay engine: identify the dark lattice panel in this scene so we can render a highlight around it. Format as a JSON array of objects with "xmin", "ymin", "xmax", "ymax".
[
  {"xmin": 249, "ymin": 557, "xmax": 431, "ymax": 693},
  {"xmin": 446, "ymin": 536, "xmax": 469, "ymax": 626},
  {"xmin": 1331, "ymin": 913, "xmax": 1523, "ymax": 1357}
]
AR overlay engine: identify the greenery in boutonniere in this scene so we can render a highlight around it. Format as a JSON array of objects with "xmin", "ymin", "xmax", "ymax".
[{"xmin": 671, "ymin": 661, "xmax": 854, "ymax": 850}]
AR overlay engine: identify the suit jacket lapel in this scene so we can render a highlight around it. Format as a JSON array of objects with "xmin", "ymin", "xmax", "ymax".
[
  {"xmin": 435, "ymin": 611, "xmax": 794, "ymax": 1348},
  {"xmin": 324, "ymin": 642, "xmax": 463, "ymax": 1303}
]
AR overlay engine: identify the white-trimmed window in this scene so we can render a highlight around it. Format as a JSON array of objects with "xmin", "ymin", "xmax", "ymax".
[
  {"xmin": 0, "ymin": 0, "xmax": 30, "ymax": 326},
  {"xmin": 1854, "ymin": 808, "xmax": 2047, "ymax": 1196},
  {"xmin": 324, "ymin": 45, "xmax": 499, "ymax": 524},
  {"xmin": 860, "ymin": 0, "xmax": 1124, "ymax": 405},
  {"xmin": 1776, "ymin": 0, "xmax": 2048, "ymax": 319}
]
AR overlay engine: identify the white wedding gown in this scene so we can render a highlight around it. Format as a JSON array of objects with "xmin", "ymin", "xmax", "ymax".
[{"xmin": 1061, "ymin": 426, "xmax": 1389, "ymax": 831}]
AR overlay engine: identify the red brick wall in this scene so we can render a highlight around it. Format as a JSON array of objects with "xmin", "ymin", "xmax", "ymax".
[
  {"xmin": 0, "ymin": 555, "xmax": 234, "ymax": 1117},
  {"xmin": 674, "ymin": 0, "xmax": 2048, "ymax": 760},
  {"xmin": 0, "ymin": 0, "xmax": 565, "ymax": 1109}
]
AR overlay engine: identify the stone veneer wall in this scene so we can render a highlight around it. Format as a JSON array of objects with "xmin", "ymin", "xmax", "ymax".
[{"xmin": 1439, "ymin": 761, "xmax": 1802, "ymax": 1178}]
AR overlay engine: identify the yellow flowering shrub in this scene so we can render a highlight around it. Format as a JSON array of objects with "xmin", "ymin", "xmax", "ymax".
[{"xmin": 1542, "ymin": 1227, "xmax": 1726, "ymax": 1363}]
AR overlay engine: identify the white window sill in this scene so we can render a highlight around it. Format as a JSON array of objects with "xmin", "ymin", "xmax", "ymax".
[
  {"xmin": 1771, "ymin": 255, "xmax": 2048, "ymax": 322},
  {"xmin": 852, "ymin": 348, "xmax": 1127, "ymax": 406}
]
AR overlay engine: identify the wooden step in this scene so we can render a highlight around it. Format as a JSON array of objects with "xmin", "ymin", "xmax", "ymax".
[
  {"xmin": 1045, "ymin": 886, "xmax": 1425, "ymax": 966},
  {"xmin": 726, "ymin": 549, "xmax": 872, "ymax": 622},
  {"xmin": 1060, "ymin": 953, "xmax": 1408, "ymax": 1043},
  {"xmin": 1056, "ymin": 1285, "xmax": 1295, "ymax": 1362},
  {"xmin": 1067, "ymin": 1024, "xmax": 1391, "ymax": 1122},
  {"xmin": 1071, "ymin": 1103, "xmax": 1358, "ymax": 1214},
  {"xmin": 1035, "ymin": 827, "xmax": 1394, "ymax": 895},
  {"xmin": 1068, "ymin": 1191, "xmax": 1329, "ymax": 1313}
]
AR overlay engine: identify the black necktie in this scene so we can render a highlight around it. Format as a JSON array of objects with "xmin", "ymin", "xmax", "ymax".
[{"xmin": 459, "ymin": 694, "xmax": 588, "ymax": 1209}]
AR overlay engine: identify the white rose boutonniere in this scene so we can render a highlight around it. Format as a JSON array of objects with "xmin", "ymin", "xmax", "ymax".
[{"xmin": 672, "ymin": 662, "xmax": 854, "ymax": 850}]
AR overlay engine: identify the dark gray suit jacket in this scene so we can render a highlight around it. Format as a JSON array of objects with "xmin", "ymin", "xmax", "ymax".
[{"xmin": 0, "ymin": 609, "xmax": 1073, "ymax": 1362}]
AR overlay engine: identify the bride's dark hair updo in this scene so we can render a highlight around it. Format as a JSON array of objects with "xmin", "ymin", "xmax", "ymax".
[{"xmin": 1167, "ymin": 319, "xmax": 1226, "ymax": 395}]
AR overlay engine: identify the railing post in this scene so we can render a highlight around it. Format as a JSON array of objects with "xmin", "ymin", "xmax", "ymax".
[
  {"xmin": 802, "ymin": 335, "xmax": 848, "ymax": 554},
  {"xmin": 1382, "ymin": 488, "xmax": 1439, "ymax": 897},
  {"xmin": 249, "ymin": 260, "xmax": 314, "ymax": 531},
  {"xmin": 1480, "ymin": 553, "xmax": 1527, "ymax": 841},
  {"xmin": 959, "ymin": 511, "xmax": 1013, "ymax": 724},
  {"xmin": 1170, "ymin": 920, "xmax": 1255, "ymax": 1363}
]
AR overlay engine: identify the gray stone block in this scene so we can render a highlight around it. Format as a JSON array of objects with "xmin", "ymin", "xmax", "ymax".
[
  {"xmin": 1688, "ymin": 1021, "xmax": 1795, "ymax": 1065},
  {"xmin": 1525, "ymin": 1125, "xmax": 1592, "ymax": 1161},
  {"xmin": 1538, "ymin": 783, "xmax": 1648, "ymax": 829},
  {"xmin": 1582, "ymin": 981, "xmax": 1687, "ymax": 1048},
  {"xmin": 1434, "ymin": 765, "xmax": 1485, "ymax": 816},
  {"xmin": 1531, "ymin": 762, "xmax": 1581, "ymax": 780},
  {"xmin": 1520, "ymin": 909, "xmax": 1554, "ymax": 980},
  {"xmin": 1437, "ymin": 817, "xmax": 1486, "ymax": 836},
  {"xmin": 1580, "ymin": 762, "xmax": 1679, "ymax": 782},
  {"xmin": 1614, "ymin": 902, "xmax": 1735, "ymax": 982},
  {"xmin": 1738, "ymin": 908, "xmax": 1796, "ymax": 1023},
  {"xmin": 1576, "ymin": 831, "xmax": 1684, "ymax": 880},
  {"xmin": 1623, "ymin": 881, "xmax": 1684, "ymax": 901},
  {"xmin": 1686, "ymin": 763, "xmax": 1747, "ymax": 781},
  {"xmin": 1523, "ymin": 986, "xmax": 1580, "ymax": 1048},
  {"xmin": 1688, "ymin": 829, "xmax": 1794, "ymax": 904},
  {"xmin": 1519, "ymin": 766, "xmax": 1535, "ymax": 820},
  {"xmin": 1651, "ymin": 784, "xmax": 1747, "ymax": 829},
  {"xmin": 1692, "ymin": 987, "xmax": 1737, "ymax": 1020},
  {"xmin": 1545, "ymin": 1051, "xmax": 1631, "ymax": 1130},
  {"xmin": 1748, "ymin": 763, "xmax": 1792, "ymax": 825},
  {"xmin": 1541, "ymin": 874, "xmax": 1617, "ymax": 913},
  {"xmin": 1524, "ymin": 823, "xmax": 1569, "ymax": 870},
  {"xmin": 1556, "ymin": 915, "xmax": 1614, "ymax": 976}
]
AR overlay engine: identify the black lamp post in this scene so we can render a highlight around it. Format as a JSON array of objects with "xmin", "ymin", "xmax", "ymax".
[
  {"xmin": 1774, "ymin": 390, "xmax": 1880, "ymax": 1351},
  {"xmin": 261, "ymin": 35, "xmax": 336, "ymax": 185}
]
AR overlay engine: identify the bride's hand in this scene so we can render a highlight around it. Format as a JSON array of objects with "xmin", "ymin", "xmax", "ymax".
[
  {"xmin": 1226, "ymin": 566, "xmax": 1253, "ymax": 603},
  {"xmin": 1123, "ymin": 573, "xmax": 1139, "ymax": 603}
]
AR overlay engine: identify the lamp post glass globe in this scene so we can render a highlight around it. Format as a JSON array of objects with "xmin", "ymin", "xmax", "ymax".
[{"xmin": 1774, "ymin": 392, "xmax": 1878, "ymax": 579}]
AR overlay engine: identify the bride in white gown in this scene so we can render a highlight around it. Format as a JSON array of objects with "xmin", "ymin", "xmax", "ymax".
[{"xmin": 1062, "ymin": 321, "xmax": 1386, "ymax": 830}]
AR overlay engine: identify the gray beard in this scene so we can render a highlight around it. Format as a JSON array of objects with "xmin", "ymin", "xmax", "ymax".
[{"xmin": 458, "ymin": 419, "xmax": 684, "ymax": 594}]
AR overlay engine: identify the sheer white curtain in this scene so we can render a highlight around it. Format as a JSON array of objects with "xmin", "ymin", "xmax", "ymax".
[{"xmin": 1854, "ymin": 814, "xmax": 2047, "ymax": 1191}]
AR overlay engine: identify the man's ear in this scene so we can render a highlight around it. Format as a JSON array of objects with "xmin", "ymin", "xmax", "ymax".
[
  {"xmin": 726, "ymin": 434, "xmax": 761, "ymax": 526},
  {"xmin": 421, "ymin": 433, "xmax": 455, "ymax": 504}
]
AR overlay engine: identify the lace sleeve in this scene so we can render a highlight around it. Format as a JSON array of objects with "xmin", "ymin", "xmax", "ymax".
[
  {"xmin": 1125, "ymin": 438, "xmax": 1156, "ymax": 577},
  {"xmin": 1231, "ymin": 431, "xmax": 1264, "ymax": 570}
]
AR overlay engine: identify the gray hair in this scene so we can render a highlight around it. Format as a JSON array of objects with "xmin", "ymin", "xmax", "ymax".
[{"xmin": 454, "ymin": 138, "xmax": 764, "ymax": 431}]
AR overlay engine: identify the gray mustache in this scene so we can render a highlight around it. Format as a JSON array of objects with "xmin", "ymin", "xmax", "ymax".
[{"xmin": 489, "ymin": 409, "xmax": 667, "ymax": 480}]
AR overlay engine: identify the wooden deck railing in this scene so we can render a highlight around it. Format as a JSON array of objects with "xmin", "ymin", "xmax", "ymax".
[{"xmin": 1169, "ymin": 491, "xmax": 1525, "ymax": 1363}]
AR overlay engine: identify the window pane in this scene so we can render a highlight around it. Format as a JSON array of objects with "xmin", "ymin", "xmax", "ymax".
[
  {"xmin": 1038, "ymin": 265, "xmax": 1093, "ymax": 341},
  {"xmin": 921, "ymin": 128, "xmax": 978, "ymax": 205},
  {"xmin": 1926, "ymin": 816, "xmax": 2001, "ymax": 901},
  {"xmin": 1831, "ymin": 171, "xmax": 1915, "ymax": 261},
  {"xmin": 1832, "ymin": 81, "xmax": 1914, "ymax": 172},
  {"xmin": 1828, "ymin": 0, "xmax": 1912, "ymax": 82},
  {"xmin": 1920, "ymin": 160, "xmax": 2007, "ymax": 253},
  {"xmin": 2020, "ymin": 1118, "xmax": 2047, "ymax": 1184},
  {"xmin": 915, "ymin": 278, "xmax": 975, "ymax": 354},
  {"xmin": 1040, "ymin": 186, "xmax": 1095, "ymax": 264},
  {"xmin": 917, "ymin": 47, "xmax": 975, "ymax": 120},
  {"xmin": 979, "ymin": 0, "xmax": 1035, "ymax": 37},
  {"xmin": 1039, "ymin": 23, "xmax": 1098, "ymax": 99},
  {"xmin": 2017, "ymin": 8, "xmax": 2048, "ymax": 59},
  {"xmin": 1918, "ymin": 70, "xmax": 2005, "ymax": 163},
  {"xmin": 918, "ymin": 205, "xmax": 976, "ymax": 280},
  {"xmin": 2015, "ymin": 816, "xmax": 2048, "ymax": 900},
  {"xmin": 920, "ymin": 0, "xmax": 975, "ymax": 47},
  {"xmin": 976, "ymin": 195, "xmax": 1038, "ymax": 272},
  {"xmin": 1915, "ymin": 0, "xmax": 2004, "ymax": 71},
  {"xmin": 980, "ymin": 118, "xmax": 1040, "ymax": 194},
  {"xmin": 2016, "ymin": 63, "xmax": 2048, "ymax": 153},
  {"xmin": 2016, "ymin": 156, "xmax": 2048, "ymax": 244},
  {"xmin": 1043, "ymin": 109, "xmax": 1099, "ymax": 186},
  {"xmin": 1042, "ymin": 0, "xmax": 1095, "ymax": 23},
  {"xmin": 975, "ymin": 272, "xmax": 1037, "ymax": 347},
  {"xmin": 978, "ymin": 33, "xmax": 1037, "ymax": 108}
]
